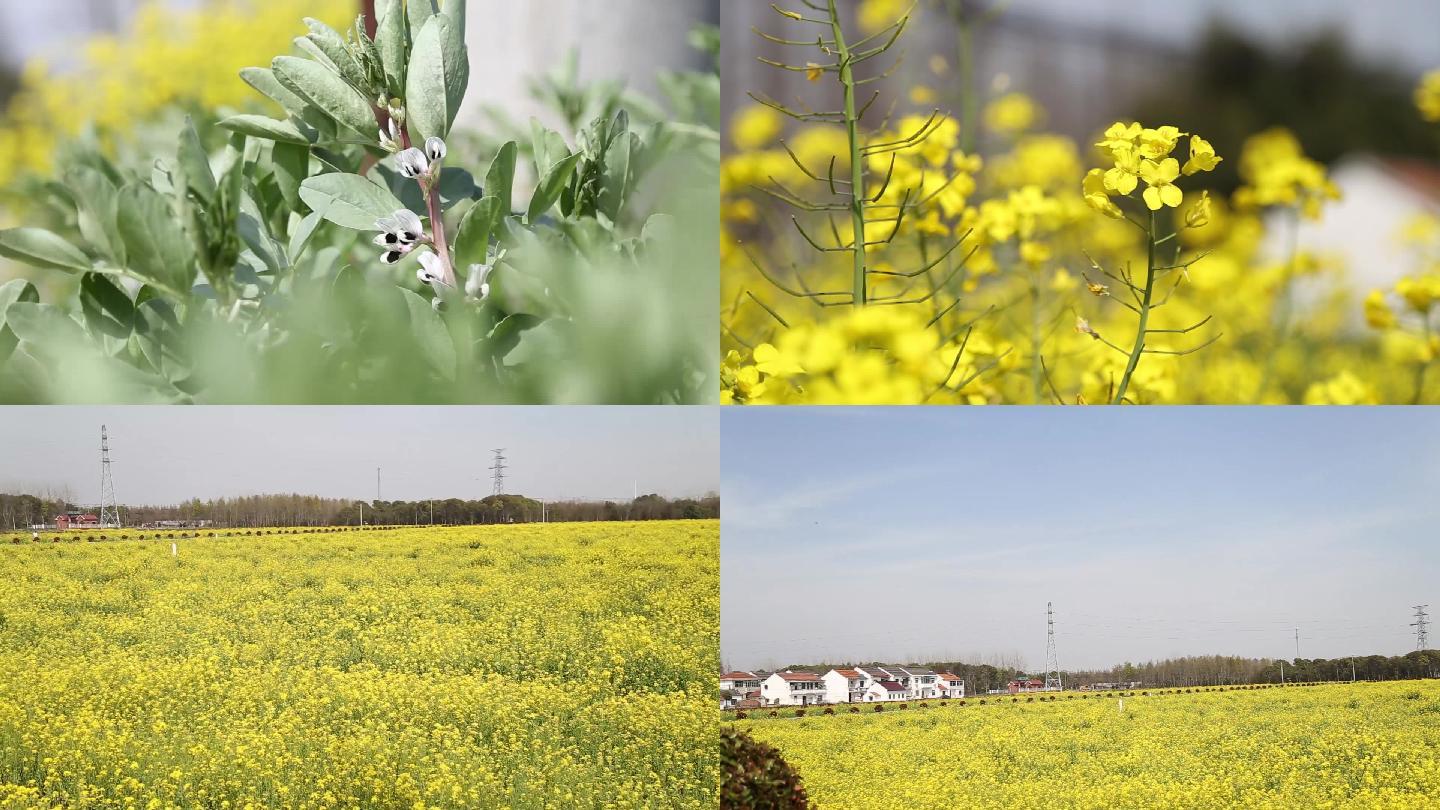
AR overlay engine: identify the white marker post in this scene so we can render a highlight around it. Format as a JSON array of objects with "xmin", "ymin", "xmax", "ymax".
[
  {"xmin": 171, "ymin": 542, "xmax": 178, "ymax": 557},
  {"xmin": 1118, "ymin": 699, "xmax": 1124, "ymax": 713}
]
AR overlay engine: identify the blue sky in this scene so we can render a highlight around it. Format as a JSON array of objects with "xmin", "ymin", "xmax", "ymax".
[
  {"xmin": 0, "ymin": 407, "xmax": 718, "ymax": 504},
  {"xmin": 722, "ymin": 408, "xmax": 1440, "ymax": 671}
]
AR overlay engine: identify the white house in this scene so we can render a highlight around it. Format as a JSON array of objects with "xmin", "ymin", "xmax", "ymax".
[
  {"xmin": 898, "ymin": 667, "xmax": 940, "ymax": 699},
  {"xmin": 935, "ymin": 671, "xmax": 966, "ymax": 699},
  {"xmin": 821, "ymin": 668, "xmax": 871, "ymax": 704},
  {"xmin": 760, "ymin": 671, "xmax": 826, "ymax": 706},
  {"xmin": 720, "ymin": 671, "xmax": 764, "ymax": 693},
  {"xmin": 720, "ymin": 671, "xmax": 764, "ymax": 708},
  {"xmin": 862, "ymin": 679, "xmax": 909, "ymax": 702}
]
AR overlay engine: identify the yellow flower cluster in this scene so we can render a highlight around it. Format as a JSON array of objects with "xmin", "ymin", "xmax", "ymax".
[
  {"xmin": 1417, "ymin": 69, "xmax": 1440, "ymax": 123},
  {"xmin": 0, "ymin": 0, "xmax": 351, "ymax": 193},
  {"xmin": 1233, "ymin": 128, "xmax": 1341, "ymax": 219},
  {"xmin": 1087, "ymin": 122, "xmax": 1222, "ymax": 214},
  {"xmin": 0, "ymin": 522, "xmax": 719, "ymax": 808},
  {"xmin": 735, "ymin": 681, "xmax": 1440, "ymax": 807},
  {"xmin": 1361, "ymin": 213, "xmax": 1440, "ymax": 400},
  {"xmin": 722, "ymin": 307, "xmax": 1008, "ymax": 404}
]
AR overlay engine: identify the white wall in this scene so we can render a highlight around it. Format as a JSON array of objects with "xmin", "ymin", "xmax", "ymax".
[{"xmin": 459, "ymin": 0, "xmax": 717, "ymax": 134}]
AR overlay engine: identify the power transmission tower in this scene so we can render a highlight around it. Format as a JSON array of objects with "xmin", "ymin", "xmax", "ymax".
[
  {"xmin": 490, "ymin": 449, "xmax": 507, "ymax": 496},
  {"xmin": 1413, "ymin": 605, "xmax": 1430, "ymax": 651},
  {"xmin": 98, "ymin": 425, "xmax": 120, "ymax": 528},
  {"xmin": 1044, "ymin": 601, "xmax": 1062, "ymax": 691}
]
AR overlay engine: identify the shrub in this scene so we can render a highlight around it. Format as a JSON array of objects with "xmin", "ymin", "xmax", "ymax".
[{"xmin": 720, "ymin": 727, "xmax": 811, "ymax": 810}]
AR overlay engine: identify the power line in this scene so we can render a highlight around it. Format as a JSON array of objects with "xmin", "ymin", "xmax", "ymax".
[
  {"xmin": 1412, "ymin": 605, "xmax": 1430, "ymax": 650},
  {"xmin": 490, "ymin": 449, "xmax": 506, "ymax": 496},
  {"xmin": 1044, "ymin": 601, "xmax": 1062, "ymax": 691},
  {"xmin": 98, "ymin": 425, "xmax": 120, "ymax": 528}
]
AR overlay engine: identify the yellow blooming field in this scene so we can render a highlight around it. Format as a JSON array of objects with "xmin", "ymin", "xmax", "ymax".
[
  {"xmin": 0, "ymin": 0, "xmax": 352, "ymax": 196},
  {"xmin": 722, "ymin": 1, "xmax": 1440, "ymax": 404},
  {"xmin": 735, "ymin": 681, "xmax": 1440, "ymax": 808},
  {"xmin": 0, "ymin": 521, "xmax": 719, "ymax": 809}
]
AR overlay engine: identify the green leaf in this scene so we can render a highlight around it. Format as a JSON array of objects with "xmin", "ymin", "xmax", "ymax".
[
  {"xmin": 0, "ymin": 228, "xmax": 91, "ymax": 272},
  {"xmin": 528, "ymin": 152, "xmax": 582, "ymax": 223},
  {"xmin": 287, "ymin": 210, "xmax": 324, "ymax": 264},
  {"xmin": 400, "ymin": 287, "xmax": 455, "ymax": 379},
  {"xmin": 116, "ymin": 184, "xmax": 196, "ymax": 292},
  {"xmin": 272, "ymin": 55, "xmax": 376, "ymax": 136},
  {"xmin": 505, "ymin": 318, "xmax": 570, "ymax": 366},
  {"xmin": 441, "ymin": 0, "xmax": 467, "ymax": 32},
  {"xmin": 0, "ymin": 279, "xmax": 40, "ymax": 366},
  {"xmin": 303, "ymin": 18, "xmax": 366, "ymax": 90},
  {"xmin": 2, "ymin": 303, "xmax": 89, "ymax": 350},
  {"xmin": 486, "ymin": 313, "xmax": 542, "ymax": 360},
  {"xmin": 452, "ymin": 195, "xmax": 502, "ymax": 268},
  {"xmin": 271, "ymin": 142, "xmax": 310, "ymax": 209},
  {"xmin": 486, "ymin": 141, "xmax": 518, "ymax": 217},
  {"xmin": 374, "ymin": 164, "xmax": 475, "ymax": 214},
  {"xmin": 177, "ymin": 117, "xmax": 217, "ymax": 204},
  {"xmin": 600, "ymin": 113, "xmax": 636, "ymax": 221},
  {"xmin": 375, "ymin": 0, "xmax": 407, "ymax": 97},
  {"xmin": 408, "ymin": 0, "xmax": 437, "ymax": 31},
  {"xmin": 404, "ymin": 15, "xmax": 450, "ymax": 141},
  {"xmin": 438, "ymin": 4, "xmax": 469, "ymax": 126},
  {"xmin": 240, "ymin": 67, "xmax": 312, "ymax": 118},
  {"xmin": 298, "ymin": 173, "xmax": 405, "ymax": 230},
  {"xmin": 80, "ymin": 272, "xmax": 135, "ymax": 339},
  {"xmin": 531, "ymin": 119, "xmax": 571, "ymax": 178},
  {"xmin": 65, "ymin": 166, "xmax": 125, "ymax": 265},
  {"xmin": 218, "ymin": 115, "xmax": 315, "ymax": 145}
]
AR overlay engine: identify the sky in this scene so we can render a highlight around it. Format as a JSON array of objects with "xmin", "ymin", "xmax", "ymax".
[
  {"xmin": 0, "ymin": 407, "xmax": 718, "ymax": 504},
  {"xmin": 722, "ymin": 407, "xmax": 1440, "ymax": 672},
  {"xmin": 3, "ymin": 1, "xmax": 1434, "ymax": 72}
]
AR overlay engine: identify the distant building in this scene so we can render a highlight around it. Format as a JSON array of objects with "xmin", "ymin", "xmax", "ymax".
[
  {"xmin": 862, "ymin": 680, "xmax": 909, "ymax": 702},
  {"xmin": 936, "ymin": 672, "xmax": 967, "ymax": 699},
  {"xmin": 760, "ymin": 671, "xmax": 826, "ymax": 706},
  {"xmin": 1007, "ymin": 678, "xmax": 1047, "ymax": 694},
  {"xmin": 720, "ymin": 671, "xmax": 764, "ymax": 708},
  {"xmin": 54, "ymin": 513, "xmax": 99, "ymax": 529},
  {"xmin": 822, "ymin": 668, "xmax": 871, "ymax": 704}
]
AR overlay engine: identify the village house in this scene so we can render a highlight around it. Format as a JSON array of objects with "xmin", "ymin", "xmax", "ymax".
[
  {"xmin": 760, "ymin": 671, "xmax": 825, "ymax": 706},
  {"xmin": 821, "ymin": 668, "xmax": 870, "ymax": 703},
  {"xmin": 720, "ymin": 671, "xmax": 764, "ymax": 708},
  {"xmin": 936, "ymin": 671, "xmax": 967, "ymax": 699},
  {"xmin": 862, "ymin": 679, "xmax": 909, "ymax": 702}
]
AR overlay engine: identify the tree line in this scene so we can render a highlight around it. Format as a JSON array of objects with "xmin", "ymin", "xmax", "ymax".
[
  {"xmin": 769, "ymin": 650, "xmax": 1439, "ymax": 691},
  {"xmin": 0, "ymin": 491, "xmax": 718, "ymax": 528}
]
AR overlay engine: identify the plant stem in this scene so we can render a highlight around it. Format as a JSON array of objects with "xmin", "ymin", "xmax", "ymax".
[
  {"xmin": 1251, "ymin": 205, "xmax": 1301, "ymax": 402},
  {"xmin": 830, "ymin": 0, "xmax": 867, "ymax": 307},
  {"xmin": 397, "ymin": 124, "xmax": 455, "ymax": 287},
  {"xmin": 426, "ymin": 178, "xmax": 456, "ymax": 286},
  {"xmin": 1112, "ymin": 211, "xmax": 1157, "ymax": 404},
  {"xmin": 1030, "ymin": 272, "xmax": 1043, "ymax": 404},
  {"xmin": 1414, "ymin": 314, "xmax": 1433, "ymax": 405}
]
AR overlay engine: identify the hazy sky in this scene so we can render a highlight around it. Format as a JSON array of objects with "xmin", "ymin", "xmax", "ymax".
[
  {"xmin": 722, "ymin": 408, "xmax": 1440, "ymax": 671},
  {"xmin": 2, "ymin": 1, "xmax": 1434, "ymax": 72},
  {"xmin": 0, "ymin": 407, "xmax": 718, "ymax": 504}
]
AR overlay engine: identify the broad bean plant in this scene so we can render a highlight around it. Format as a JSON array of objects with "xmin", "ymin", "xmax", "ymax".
[{"xmin": 0, "ymin": 0, "xmax": 719, "ymax": 403}]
